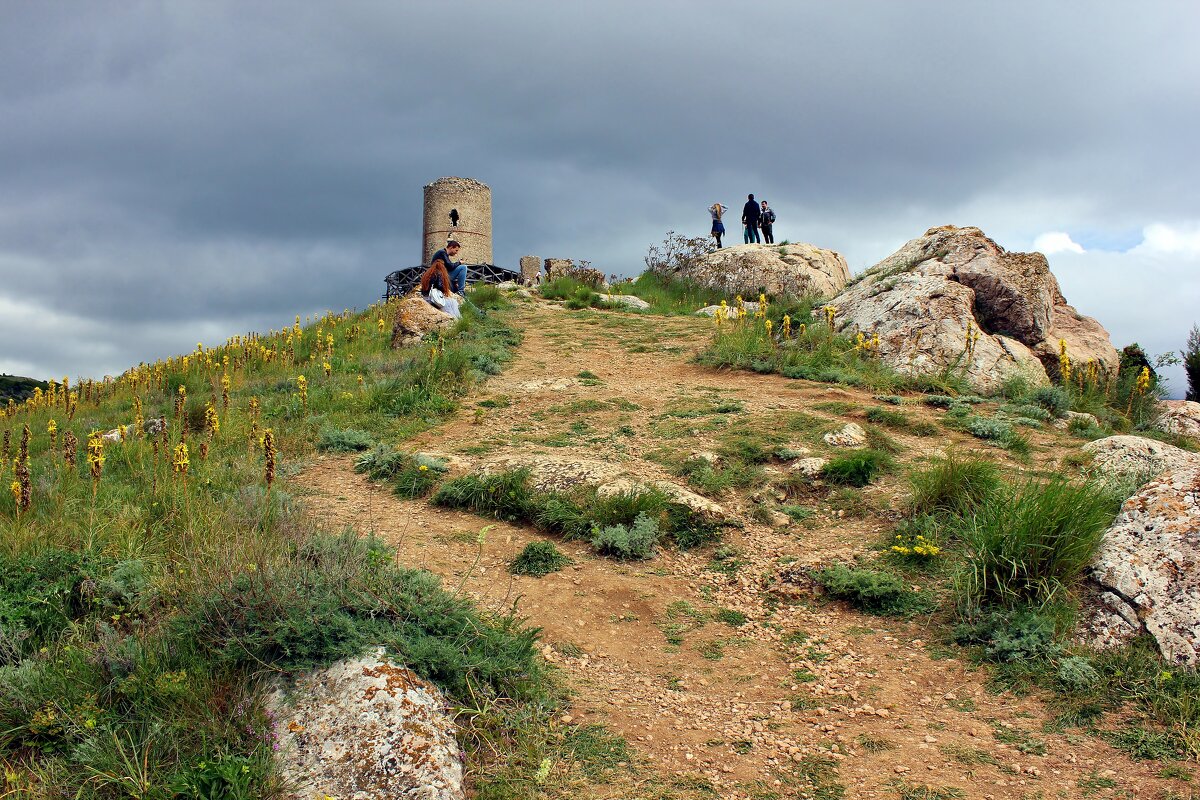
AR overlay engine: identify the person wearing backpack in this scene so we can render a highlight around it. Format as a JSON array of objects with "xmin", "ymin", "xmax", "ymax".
[{"xmin": 759, "ymin": 200, "xmax": 777, "ymax": 244}]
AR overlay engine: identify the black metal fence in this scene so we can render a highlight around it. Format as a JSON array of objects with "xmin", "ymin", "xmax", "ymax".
[{"xmin": 384, "ymin": 263, "xmax": 521, "ymax": 301}]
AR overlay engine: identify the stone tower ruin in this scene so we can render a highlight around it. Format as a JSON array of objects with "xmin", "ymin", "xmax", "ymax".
[{"xmin": 422, "ymin": 177, "xmax": 493, "ymax": 266}]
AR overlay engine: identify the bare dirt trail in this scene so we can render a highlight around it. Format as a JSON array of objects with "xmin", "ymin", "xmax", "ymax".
[{"xmin": 296, "ymin": 300, "xmax": 1183, "ymax": 799}]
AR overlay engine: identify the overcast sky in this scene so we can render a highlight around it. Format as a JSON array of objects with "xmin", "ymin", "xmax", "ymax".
[{"xmin": 2, "ymin": 1, "xmax": 1197, "ymax": 396}]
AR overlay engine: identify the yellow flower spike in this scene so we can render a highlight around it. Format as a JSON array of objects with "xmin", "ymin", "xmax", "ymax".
[
  {"xmin": 1135, "ymin": 366, "xmax": 1151, "ymax": 395},
  {"xmin": 9, "ymin": 480, "xmax": 19, "ymax": 507},
  {"xmin": 377, "ymin": 318, "xmax": 386, "ymax": 332},
  {"xmin": 323, "ymin": 361, "xmax": 332, "ymax": 378},
  {"xmin": 172, "ymin": 442, "xmax": 189, "ymax": 476}
]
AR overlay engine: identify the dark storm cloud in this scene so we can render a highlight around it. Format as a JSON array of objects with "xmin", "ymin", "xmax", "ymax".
[{"xmin": 1, "ymin": 1, "xmax": 1198, "ymax": 388}]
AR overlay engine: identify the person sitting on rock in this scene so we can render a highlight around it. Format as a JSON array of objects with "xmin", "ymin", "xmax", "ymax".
[
  {"xmin": 419, "ymin": 258, "xmax": 461, "ymax": 319},
  {"xmin": 430, "ymin": 240, "xmax": 468, "ymax": 295}
]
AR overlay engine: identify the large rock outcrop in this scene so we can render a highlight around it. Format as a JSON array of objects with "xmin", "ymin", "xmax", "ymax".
[
  {"xmin": 827, "ymin": 226, "xmax": 1119, "ymax": 394},
  {"xmin": 271, "ymin": 649, "xmax": 464, "ymax": 799},
  {"xmin": 1077, "ymin": 436, "xmax": 1200, "ymax": 665},
  {"xmin": 660, "ymin": 243, "xmax": 850, "ymax": 300}
]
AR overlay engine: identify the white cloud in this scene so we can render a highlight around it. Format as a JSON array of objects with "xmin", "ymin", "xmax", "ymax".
[
  {"xmin": 1033, "ymin": 231, "xmax": 1085, "ymax": 255},
  {"xmin": 1135, "ymin": 222, "xmax": 1200, "ymax": 257}
]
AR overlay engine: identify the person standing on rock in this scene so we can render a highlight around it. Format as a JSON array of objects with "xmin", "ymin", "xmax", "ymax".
[
  {"xmin": 709, "ymin": 202, "xmax": 728, "ymax": 248},
  {"xmin": 429, "ymin": 240, "xmax": 468, "ymax": 295},
  {"xmin": 742, "ymin": 194, "xmax": 761, "ymax": 244},
  {"xmin": 759, "ymin": 200, "xmax": 776, "ymax": 244}
]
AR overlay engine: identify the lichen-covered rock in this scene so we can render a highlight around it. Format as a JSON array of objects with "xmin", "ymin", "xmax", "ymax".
[
  {"xmin": 479, "ymin": 453, "xmax": 727, "ymax": 520},
  {"xmin": 271, "ymin": 649, "xmax": 463, "ymax": 800},
  {"xmin": 695, "ymin": 301, "xmax": 763, "ymax": 317},
  {"xmin": 827, "ymin": 226, "xmax": 1119, "ymax": 394},
  {"xmin": 823, "ymin": 422, "xmax": 867, "ymax": 448},
  {"xmin": 1082, "ymin": 435, "xmax": 1200, "ymax": 485},
  {"xmin": 789, "ymin": 457, "xmax": 829, "ymax": 477},
  {"xmin": 1157, "ymin": 400, "xmax": 1200, "ymax": 440},
  {"xmin": 600, "ymin": 294, "xmax": 651, "ymax": 311},
  {"xmin": 668, "ymin": 243, "xmax": 850, "ymax": 300},
  {"xmin": 1051, "ymin": 410, "xmax": 1100, "ymax": 430},
  {"xmin": 391, "ymin": 294, "xmax": 455, "ymax": 348},
  {"xmin": 544, "ymin": 259, "xmax": 606, "ymax": 288},
  {"xmin": 1078, "ymin": 466, "xmax": 1200, "ymax": 664}
]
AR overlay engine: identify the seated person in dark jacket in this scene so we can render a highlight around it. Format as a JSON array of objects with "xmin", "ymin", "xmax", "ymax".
[{"xmin": 429, "ymin": 240, "xmax": 468, "ymax": 295}]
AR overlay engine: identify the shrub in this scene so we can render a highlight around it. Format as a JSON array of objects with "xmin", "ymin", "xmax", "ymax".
[
  {"xmin": 953, "ymin": 607, "xmax": 1061, "ymax": 663},
  {"xmin": 509, "ymin": 541, "xmax": 572, "ymax": 577},
  {"xmin": 1030, "ymin": 386, "xmax": 1072, "ymax": 417},
  {"xmin": 316, "ymin": 427, "xmax": 374, "ymax": 452},
  {"xmin": 565, "ymin": 286, "xmax": 603, "ymax": 310},
  {"xmin": 907, "ymin": 456, "xmax": 1002, "ymax": 516},
  {"xmin": 591, "ymin": 512, "xmax": 660, "ymax": 560},
  {"xmin": 814, "ymin": 563, "xmax": 934, "ymax": 616},
  {"xmin": 865, "ymin": 406, "xmax": 910, "ymax": 429},
  {"xmin": 643, "ymin": 231, "xmax": 717, "ymax": 276},
  {"xmin": 1186, "ymin": 324, "xmax": 1200, "ymax": 402},
  {"xmin": 355, "ymin": 446, "xmax": 409, "ymax": 481},
  {"xmin": 957, "ymin": 477, "xmax": 1121, "ymax": 609},
  {"xmin": 821, "ymin": 449, "xmax": 893, "ymax": 487},
  {"xmin": 965, "ymin": 416, "xmax": 1012, "ymax": 441}
]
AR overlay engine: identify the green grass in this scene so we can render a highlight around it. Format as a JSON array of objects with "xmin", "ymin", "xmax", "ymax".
[
  {"xmin": 956, "ymin": 477, "xmax": 1121, "ymax": 610},
  {"xmin": 609, "ymin": 271, "xmax": 731, "ymax": 314},
  {"xmin": 821, "ymin": 449, "xmax": 893, "ymax": 487},
  {"xmin": 510, "ymin": 540, "xmax": 573, "ymax": 577},
  {"xmin": 907, "ymin": 455, "xmax": 1002, "ymax": 516}
]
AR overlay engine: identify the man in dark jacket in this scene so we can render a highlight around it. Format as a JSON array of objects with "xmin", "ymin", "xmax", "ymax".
[
  {"xmin": 429, "ymin": 240, "xmax": 467, "ymax": 294},
  {"xmin": 741, "ymin": 194, "xmax": 761, "ymax": 244}
]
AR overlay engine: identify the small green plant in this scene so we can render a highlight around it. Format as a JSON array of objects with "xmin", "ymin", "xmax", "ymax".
[
  {"xmin": 821, "ymin": 449, "xmax": 893, "ymax": 487},
  {"xmin": 813, "ymin": 563, "xmax": 934, "ymax": 616},
  {"xmin": 510, "ymin": 540, "xmax": 573, "ymax": 577},
  {"xmin": 953, "ymin": 607, "xmax": 1061, "ymax": 663},
  {"xmin": 317, "ymin": 427, "xmax": 374, "ymax": 452},
  {"xmin": 591, "ymin": 512, "xmax": 660, "ymax": 560}
]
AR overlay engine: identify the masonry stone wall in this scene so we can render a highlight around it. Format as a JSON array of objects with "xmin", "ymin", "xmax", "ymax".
[{"xmin": 422, "ymin": 177, "xmax": 493, "ymax": 266}]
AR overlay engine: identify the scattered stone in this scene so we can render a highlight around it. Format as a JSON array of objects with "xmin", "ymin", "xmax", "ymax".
[
  {"xmin": 823, "ymin": 422, "xmax": 867, "ymax": 448},
  {"xmin": 1082, "ymin": 435, "xmax": 1200, "ymax": 485},
  {"xmin": 789, "ymin": 457, "xmax": 829, "ymax": 477},
  {"xmin": 1157, "ymin": 400, "xmax": 1200, "ymax": 440},
  {"xmin": 696, "ymin": 301, "xmax": 762, "ymax": 317},
  {"xmin": 600, "ymin": 294, "xmax": 651, "ymax": 311},
  {"xmin": 1051, "ymin": 410, "xmax": 1100, "ymax": 430},
  {"xmin": 270, "ymin": 648, "xmax": 463, "ymax": 800}
]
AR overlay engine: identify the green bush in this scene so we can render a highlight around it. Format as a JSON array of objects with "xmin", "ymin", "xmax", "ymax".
[
  {"xmin": 565, "ymin": 286, "xmax": 603, "ymax": 310},
  {"xmin": 953, "ymin": 607, "xmax": 1061, "ymax": 663},
  {"xmin": 468, "ymin": 284, "xmax": 506, "ymax": 310},
  {"xmin": 1030, "ymin": 386, "xmax": 1071, "ymax": 417},
  {"xmin": 965, "ymin": 416, "xmax": 1013, "ymax": 441},
  {"xmin": 814, "ymin": 563, "xmax": 934, "ymax": 616},
  {"xmin": 957, "ymin": 477, "xmax": 1121, "ymax": 609},
  {"xmin": 509, "ymin": 541, "xmax": 572, "ymax": 577},
  {"xmin": 591, "ymin": 513, "xmax": 660, "ymax": 560},
  {"xmin": 821, "ymin": 449, "xmax": 893, "ymax": 487},
  {"xmin": 354, "ymin": 445, "xmax": 409, "ymax": 481},
  {"xmin": 316, "ymin": 427, "xmax": 374, "ymax": 452}
]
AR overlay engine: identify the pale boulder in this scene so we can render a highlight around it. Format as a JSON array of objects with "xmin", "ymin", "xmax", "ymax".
[
  {"xmin": 391, "ymin": 294, "xmax": 456, "ymax": 348},
  {"xmin": 271, "ymin": 649, "xmax": 464, "ymax": 799},
  {"xmin": 823, "ymin": 422, "xmax": 867, "ymax": 448},
  {"xmin": 828, "ymin": 226, "xmax": 1119, "ymax": 395},
  {"xmin": 1078, "ymin": 466, "xmax": 1200, "ymax": 665},
  {"xmin": 1157, "ymin": 400, "xmax": 1200, "ymax": 440},
  {"xmin": 665, "ymin": 243, "xmax": 850, "ymax": 301},
  {"xmin": 1082, "ymin": 435, "xmax": 1200, "ymax": 485}
]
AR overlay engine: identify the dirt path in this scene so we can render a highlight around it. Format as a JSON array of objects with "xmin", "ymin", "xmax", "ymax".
[{"xmin": 296, "ymin": 301, "xmax": 1182, "ymax": 799}]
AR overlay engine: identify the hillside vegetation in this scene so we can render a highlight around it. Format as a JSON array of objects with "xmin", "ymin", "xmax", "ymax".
[{"xmin": 2, "ymin": 269, "xmax": 1198, "ymax": 799}]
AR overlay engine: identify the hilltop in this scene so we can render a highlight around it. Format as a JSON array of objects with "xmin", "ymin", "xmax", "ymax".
[
  {"xmin": 0, "ymin": 374, "xmax": 46, "ymax": 404},
  {"xmin": 2, "ymin": 228, "xmax": 1199, "ymax": 799}
]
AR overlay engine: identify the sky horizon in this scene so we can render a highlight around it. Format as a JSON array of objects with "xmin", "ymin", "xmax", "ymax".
[{"xmin": 2, "ymin": 2, "xmax": 1197, "ymax": 396}]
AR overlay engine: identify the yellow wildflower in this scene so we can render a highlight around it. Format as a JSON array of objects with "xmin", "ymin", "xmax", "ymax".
[{"xmin": 172, "ymin": 443, "xmax": 189, "ymax": 476}]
